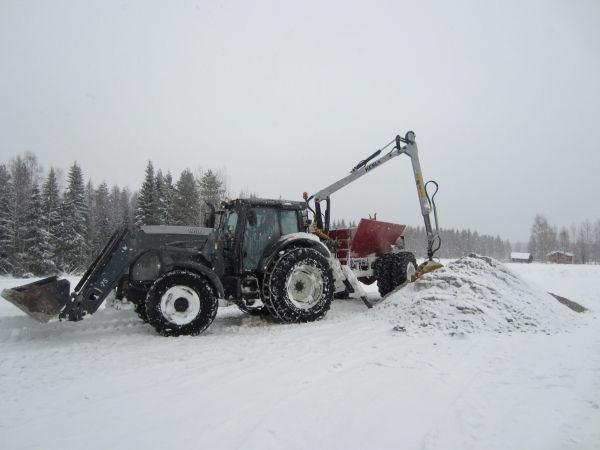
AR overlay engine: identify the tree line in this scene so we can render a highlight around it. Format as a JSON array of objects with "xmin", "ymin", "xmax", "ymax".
[
  {"xmin": 0, "ymin": 153, "xmax": 226, "ymax": 276},
  {"xmin": 526, "ymin": 214, "xmax": 600, "ymax": 263},
  {"xmin": 404, "ymin": 226, "xmax": 512, "ymax": 261},
  {"xmin": 134, "ymin": 161, "xmax": 226, "ymax": 228},
  {"xmin": 330, "ymin": 219, "xmax": 512, "ymax": 261},
  {"xmin": 9, "ymin": 152, "xmax": 575, "ymax": 277}
]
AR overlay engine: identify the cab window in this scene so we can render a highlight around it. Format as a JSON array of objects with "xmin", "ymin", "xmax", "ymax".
[
  {"xmin": 220, "ymin": 210, "xmax": 238, "ymax": 243},
  {"xmin": 280, "ymin": 210, "xmax": 299, "ymax": 235}
]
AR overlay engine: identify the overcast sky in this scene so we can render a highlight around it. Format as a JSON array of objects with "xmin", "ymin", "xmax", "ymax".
[{"xmin": 1, "ymin": 0, "xmax": 599, "ymax": 242}]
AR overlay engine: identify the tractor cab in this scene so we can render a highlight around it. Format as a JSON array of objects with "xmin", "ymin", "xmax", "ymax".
[{"xmin": 214, "ymin": 198, "xmax": 310, "ymax": 301}]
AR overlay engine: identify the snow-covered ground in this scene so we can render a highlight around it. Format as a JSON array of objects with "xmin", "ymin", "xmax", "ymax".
[
  {"xmin": 375, "ymin": 255, "xmax": 582, "ymax": 335},
  {"xmin": 0, "ymin": 262, "xmax": 599, "ymax": 450}
]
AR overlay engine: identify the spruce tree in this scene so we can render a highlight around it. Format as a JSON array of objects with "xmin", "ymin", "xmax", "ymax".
[
  {"xmin": 198, "ymin": 169, "xmax": 225, "ymax": 225},
  {"xmin": 163, "ymin": 172, "xmax": 174, "ymax": 224},
  {"xmin": 171, "ymin": 169, "xmax": 201, "ymax": 225},
  {"xmin": 129, "ymin": 191, "xmax": 138, "ymax": 223},
  {"xmin": 0, "ymin": 165, "xmax": 15, "ymax": 274},
  {"xmin": 121, "ymin": 188, "xmax": 133, "ymax": 226},
  {"xmin": 22, "ymin": 183, "xmax": 57, "ymax": 275},
  {"xmin": 594, "ymin": 220, "xmax": 600, "ymax": 264},
  {"xmin": 93, "ymin": 182, "xmax": 112, "ymax": 255},
  {"xmin": 109, "ymin": 184, "xmax": 121, "ymax": 227},
  {"xmin": 155, "ymin": 169, "xmax": 167, "ymax": 225},
  {"xmin": 9, "ymin": 155, "xmax": 40, "ymax": 270},
  {"xmin": 135, "ymin": 161, "xmax": 158, "ymax": 225},
  {"xmin": 106, "ymin": 185, "xmax": 132, "ymax": 228},
  {"xmin": 85, "ymin": 180, "xmax": 96, "ymax": 263},
  {"xmin": 58, "ymin": 163, "xmax": 89, "ymax": 272},
  {"xmin": 42, "ymin": 167, "xmax": 61, "ymax": 264}
]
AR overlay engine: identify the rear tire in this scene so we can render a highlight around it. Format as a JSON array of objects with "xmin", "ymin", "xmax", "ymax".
[
  {"xmin": 145, "ymin": 270, "xmax": 218, "ymax": 336},
  {"xmin": 262, "ymin": 247, "xmax": 334, "ymax": 323},
  {"xmin": 374, "ymin": 252, "xmax": 417, "ymax": 297}
]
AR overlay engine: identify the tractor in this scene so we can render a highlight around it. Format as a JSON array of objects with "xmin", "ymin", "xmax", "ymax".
[{"xmin": 2, "ymin": 131, "xmax": 442, "ymax": 336}]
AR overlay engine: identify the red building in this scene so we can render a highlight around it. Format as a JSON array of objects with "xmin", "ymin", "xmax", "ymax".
[{"xmin": 547, "ymin": 251, "xmax": 574, "ymax": 264}]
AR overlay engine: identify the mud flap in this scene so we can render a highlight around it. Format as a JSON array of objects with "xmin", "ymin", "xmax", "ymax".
[{"xmin": 1, "ymin": 276, "xmax": 71, "ymax": 323}]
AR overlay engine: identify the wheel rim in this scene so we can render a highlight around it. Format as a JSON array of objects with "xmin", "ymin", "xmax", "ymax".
[
  {"xmin": 406, "ymin": 262, "xmax": 417, "ymax": 282},
  {"xmin": 285, "ymin": 264, "xmax": 324, "ymax": 309},
  {"xmin": 159, "ymin": 285, "xmax": 201, "ymax": 325}
]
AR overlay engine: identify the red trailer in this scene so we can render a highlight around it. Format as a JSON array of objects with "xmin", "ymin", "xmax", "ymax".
[{"xmin": 328, "ymin": 218, "xmax": 413, "ymax": 293}]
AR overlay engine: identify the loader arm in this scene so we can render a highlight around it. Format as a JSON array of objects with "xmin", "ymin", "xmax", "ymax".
[
  {"xmin": 1, "ymin": 225, "xmax": 213, "ymax": 323},
  {"xmin": 307, "ymin": 131, "xmax": 441, "ymax": 260},
  {"xmin": 65, "ymin": 226, "xmax": 136, "ymax": 320}
]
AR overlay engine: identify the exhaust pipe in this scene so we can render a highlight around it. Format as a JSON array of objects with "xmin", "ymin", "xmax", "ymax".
[{"xmin": 1, "ymin": 276, "xmax": 71, "ymax": 323}]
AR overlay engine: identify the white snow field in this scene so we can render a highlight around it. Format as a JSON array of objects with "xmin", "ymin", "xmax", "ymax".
[{"xmin": 0, "ymin": 260, "xmax": 599, "ymax": 450}]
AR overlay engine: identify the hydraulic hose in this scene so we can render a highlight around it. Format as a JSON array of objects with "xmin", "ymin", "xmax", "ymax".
[{"xmin": 425, "ymin": 180, "xmax": 442, "ymax": 257}]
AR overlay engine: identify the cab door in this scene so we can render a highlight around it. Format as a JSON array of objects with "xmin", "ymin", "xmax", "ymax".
[
  {"xmin": 217, "ymin": 208, "xmax": 241, "ymax": 275},
  {"xmin": 242, "ymin": 207, "xmax": 281, "ymax": 271}
]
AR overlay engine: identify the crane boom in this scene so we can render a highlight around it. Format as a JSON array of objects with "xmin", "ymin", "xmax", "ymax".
[{"xmin": 307, "ymin": 131, "xmax": 440, "ymax": 261}]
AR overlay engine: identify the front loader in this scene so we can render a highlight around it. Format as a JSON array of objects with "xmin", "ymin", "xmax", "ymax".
[
  {"xmin": 2, "ymin": 225, "xmax": 220, "ymax": 324},
  {"xmin": 2, "ymin": 130, "xmax": 443, "ymax": 336}
]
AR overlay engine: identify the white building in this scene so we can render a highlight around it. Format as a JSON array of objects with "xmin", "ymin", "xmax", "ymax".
[{"xmin": 510, "ymin": 252, "xmax": 532, "ymax": 263}]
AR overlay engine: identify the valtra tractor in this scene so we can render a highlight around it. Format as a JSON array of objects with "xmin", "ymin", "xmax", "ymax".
[{"xmin": 2, "ymin": 131, "xmax": 442, "ymax": 336}]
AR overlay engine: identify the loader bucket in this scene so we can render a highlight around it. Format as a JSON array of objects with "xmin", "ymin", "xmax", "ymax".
[{"xmin": 1, "ymin": 276, "xmax": 71, "ymax": 323}]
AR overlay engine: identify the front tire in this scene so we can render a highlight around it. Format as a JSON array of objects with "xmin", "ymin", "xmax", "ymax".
[
  {"xmin": 262, "ymin": 247, "xmax": 334, "ymax": 323},
  {"xmin": 145, "ymin": 270, "xmax": 218, "ymax": 336}
]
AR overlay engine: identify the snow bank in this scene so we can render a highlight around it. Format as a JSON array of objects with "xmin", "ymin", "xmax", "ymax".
[{"xmin": 374, "ymin": 254, "xmax": 579, "ymax": 335}]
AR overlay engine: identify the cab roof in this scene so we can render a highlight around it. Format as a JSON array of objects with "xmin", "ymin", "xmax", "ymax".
[{"xmin": 223, "ymin": 198, "xmax": 306, "ymax": 210}]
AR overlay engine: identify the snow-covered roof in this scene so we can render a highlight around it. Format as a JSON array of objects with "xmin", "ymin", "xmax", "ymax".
[
  {"xmin": 547, "ymin": 251, "xmax": 574, "ymax": 257},
  {"xmin": 510, "ymin": 252, "xmax": 531, "ymax": 260}
]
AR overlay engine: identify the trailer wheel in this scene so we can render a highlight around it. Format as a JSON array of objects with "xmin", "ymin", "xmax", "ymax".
[
  {"xmin": 262, "ymin": 247, "xmax": 334, "ymax": 323},
  {"xmin": 374, "ymin": 252, "xmax": 417, "ymax": 297},
  {"xmin": 145, "ymin": 270, "xmax": 218, "ymax": 336}
]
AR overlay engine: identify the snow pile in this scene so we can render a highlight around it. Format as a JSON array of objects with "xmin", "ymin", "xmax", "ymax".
[{"xmin": 375, "ymin": 254, "xmax": 579, "ymax": 335}]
